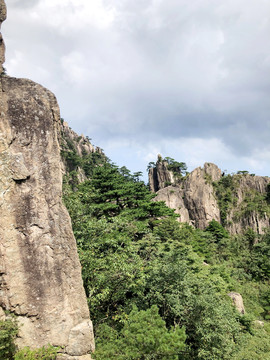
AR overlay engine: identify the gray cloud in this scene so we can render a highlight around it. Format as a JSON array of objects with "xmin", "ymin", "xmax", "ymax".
[
  {"xmin": 8, "ymin": 0, "xmax": 40, "ymax": 9},
  {"xmin": 3, "ymin": 0, "xmax": 270, "ymax": 176}
]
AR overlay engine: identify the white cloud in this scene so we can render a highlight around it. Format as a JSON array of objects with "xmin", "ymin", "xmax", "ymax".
[
  {"xmin": 29, "ymin": 0, "xmax": 115, "ymax": 32},
  {"xmin": 61, "ymin": 51, "xmax": 90, "ymax": 85},
  {"xmin": 3, "ymin": 0, "xmax": 270, "ymax": 177}
]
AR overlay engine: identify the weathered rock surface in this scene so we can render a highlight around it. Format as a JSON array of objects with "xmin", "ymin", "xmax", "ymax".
[
  {"xmin": 226, "ymin": 174, "xmax": 270, "ymax": 234},
  {"xmin": 0, "ymin": 2, "xmax": 94, "ymax": 357},
  {"xmin": 152, "ymin": 162, "xmax": 221, "ymax": 229},
  {"xmin": 228, "ymin": 292, "xmax": 245, "ymax": 314},
  {"xmin": 183, "ymin": 163, "xmax": 221, "ymax": 229},
  {"xmin": 150, "ymin": 156, "xmax": 270, "ymax": 233},
  {"xmin": 152, "ymin": 185, "xmax": 190, "ymax": 223},
  {"xmin": 149, "ymin": 156, "xmax": 175, "ymax": 192},
  {"xmin": 60, "ymin": 120, "xmax": 104, "ymax": 183},
  {"xmin": 61, "ymin": 121, "xmax": 96, "ymax": 158}
]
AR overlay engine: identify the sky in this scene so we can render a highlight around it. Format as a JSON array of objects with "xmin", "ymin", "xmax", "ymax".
[{"xmin": 2, "ymin": 0, "xmax": 270, "ymax": 180}]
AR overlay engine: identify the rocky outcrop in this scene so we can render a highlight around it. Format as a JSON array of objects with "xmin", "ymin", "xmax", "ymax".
[
  {"xmin": 228, "ymin": 292, "xmax": 245, "ymax": 314},
  {"xmin": 60, "ymin": 120, "xmax": 104, "ymax": 183},
  {"xmin": 150, "ymin": 157, "xmax": 270, "ymax": 233},
  {"xmin": 226, "ymin": 174, "xmax": 270, "ymax": 234},
  {"xmin": 152, "ymin": 161, "xmax": 221, "ymax": 229},
  {"xmin": 183, "ymin": 163, "xmax": 221, "ymax": 229},
  {"xmin": 148, "ymin": 155, "xmax": 175, "ymax": 192},
  {"xmin": 0, "ymin": 2, "xmax": 94, "ymax": 358},
  {"xmin": 61, "ymin": 121, "xmax": 96, "ymax": 158},
  {"xmin": 152, "ymin": 186, "xmax": 190, "ymax": 223}
]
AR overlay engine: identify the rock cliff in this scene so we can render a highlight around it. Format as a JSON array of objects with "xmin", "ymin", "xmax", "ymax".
[
  {"xmin": 60, "ymin": 120, "xmax": 105, "ymax": 184},
  {"xmin": 149, "ymin": 156, "xmax": 270, "ymax": 233},
  {"xmin": 0, "ymin": 1, "xmax": 94, "ymax": 358},
  {"xmin": 226, "ymin": 174, "xmax": 270, "ymax": 234},
  {"xmin": 148, "ymin": 155, "xmax": 175, "ymax": 192}
]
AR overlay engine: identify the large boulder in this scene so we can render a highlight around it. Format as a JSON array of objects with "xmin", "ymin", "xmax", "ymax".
[{"xmin": 228, "ymin": 292, "xmax": 245, "ymax": 314}]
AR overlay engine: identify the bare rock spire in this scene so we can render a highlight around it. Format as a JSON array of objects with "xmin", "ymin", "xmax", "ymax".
[{"xmin": 0, "ymin": 0, "xmax": 7, "ymax": 73}]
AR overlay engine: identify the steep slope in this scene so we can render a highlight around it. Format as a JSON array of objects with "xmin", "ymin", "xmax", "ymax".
[
  {"xmin": 225, "ymin": 174, "xmax": 270, "ymax": 234},
  {"xmin": 149, "ymin": 156, "xmax": 270, "ymax": 234},
  {"xmin": 60, "ymin": 120, "xmax": 106, "ymax": 184},
  {"xmin": 0, "ymin": 1, "xmax": 94, "ymax": 358}
]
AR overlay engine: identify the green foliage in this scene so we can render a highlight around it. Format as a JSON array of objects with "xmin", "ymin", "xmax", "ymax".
[
  {"xmin": 146, "ymin": 162, "xmax": 156, "ymax": 172},
  {"xmin": 75, "ymin": 163, "xmax": 175, "ymax": 221},
  {"xmin": 213, "ymin": 175, "xmax": 238, "ymax": 225},
  {"xmin": 232, "ymin": 324, "xmax": 270, "ymax": 360},
  {"xmin": 64, "ymin": 160, "xmax": 270, "ymax": 359},
  {"xmin": 145, "ymin": 252, "xmax": 242, "ymax": 360},
  {"xmin": 60, "ymin": 130, "xmax": 107, "ymax": 185},
  {"xmin": 14, "ymin": 345, "xmax": 59, "ymax": 360},
  {"xmin": 163, "ymin": 157, "xmax": 187, "ymax": 177},
  {"xmin": 214, "ymin": 174, "xmax": 270, "ymax": 227},
  {"xmin": 250, "ymin": 231, "xmax": 270, "ymax": 280},
  {"xmin": 235, "ymin": 190, "xmax": 270, "ymax": 219},
  {"xmin": 266, "ymin": 183, "xmax": 270, "ymax": 204},
  {"xmin": 205, "ymin": 219, "xmax": 229, "ymax": 242},
  {"xmin": 262, "ymin": 292, "xmax": 270, "ymax": 320},
  {"xmin": 93, "ymin": 306, "xmax": 186, "ymax": 360},
  {"xmin": 147, "ymin": 156, "xmax": 188, "ymax": 179},
  {"xmin": 0, "ymin": 319, "xmax": 18, "ymax": 360},
  {"xmin": 77, "ymin": 217, "xmax": 147, "ymax": 324},
  {"xmin": 64, "ymin": 163, "xmax": 176, "ymax": 325}
]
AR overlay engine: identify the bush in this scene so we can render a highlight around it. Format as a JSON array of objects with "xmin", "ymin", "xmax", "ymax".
[
  {"xmin": 0, "ymin": 319, "xmax": 18, "ymax": 360},
  {"xmin": 15, "ymin": 345, "xmax": 59, "ymax": 360},
  {"xmin": 94, "ymin": 305, "xmax": 186, "ymax": 359},
  {"xmin": 205, "ymin": 219, "xmax": 229, "ymax": 242}
]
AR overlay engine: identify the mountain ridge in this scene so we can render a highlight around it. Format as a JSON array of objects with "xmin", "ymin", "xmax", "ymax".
[{"xmin": 149, "ymin": 156, "xmax": 270, "ymax": 234}]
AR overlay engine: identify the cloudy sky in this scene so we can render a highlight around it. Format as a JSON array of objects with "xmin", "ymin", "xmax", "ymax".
[{"xmin": 2, "ymin": 0, "xmax": 270, "ymax": 179}]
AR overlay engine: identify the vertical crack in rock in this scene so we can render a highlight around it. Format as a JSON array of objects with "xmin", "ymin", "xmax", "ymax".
[{"xmin": 0, "ymin": 1, "xmax": 94, "ymax": 358}]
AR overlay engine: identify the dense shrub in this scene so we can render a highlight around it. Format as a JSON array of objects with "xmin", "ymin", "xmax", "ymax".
[{"xmin": 0, "ymin": 319, "xmax": 18, "ymax": 360}]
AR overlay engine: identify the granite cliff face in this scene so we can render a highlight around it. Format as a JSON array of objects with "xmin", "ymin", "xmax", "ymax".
[
  {"xmin": 148, "ymin": 155, "xmax": 175, "ymax": 192},
  {"xmin": 226, "ymin": 174, "xmax": 270, "ymax": 234},
  {"xmin": 149, "ymin": 156, "xmax": 270, "ymax": 234},
  {"xmin": 151, "ymin": 161, "xmax": 221, "ymax": 229},
  {"xmin": 0, "ymin": 2, "xmax": 94, "ymax": 358}
]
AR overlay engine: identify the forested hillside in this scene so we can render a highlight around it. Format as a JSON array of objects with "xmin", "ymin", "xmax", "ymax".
[{"xmin": 61, "ymin": 134, "xmax": 270, "ymax": 360}]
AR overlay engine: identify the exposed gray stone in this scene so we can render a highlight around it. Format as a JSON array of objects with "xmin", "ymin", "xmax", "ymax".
[
  {"xmin": 152, "ymin": 160, "xmax": 221, "ymax": 229},
  {"xmin": 149, "ymin": 155, "xmax": 175, "ymax": 192},
  {"xmin": 150, "ymin": 156, "xmax": 270, "ymax": 233},
  {"xmin": 228, "ymin": 292, "xmax": 245, "ymax": 314}
]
